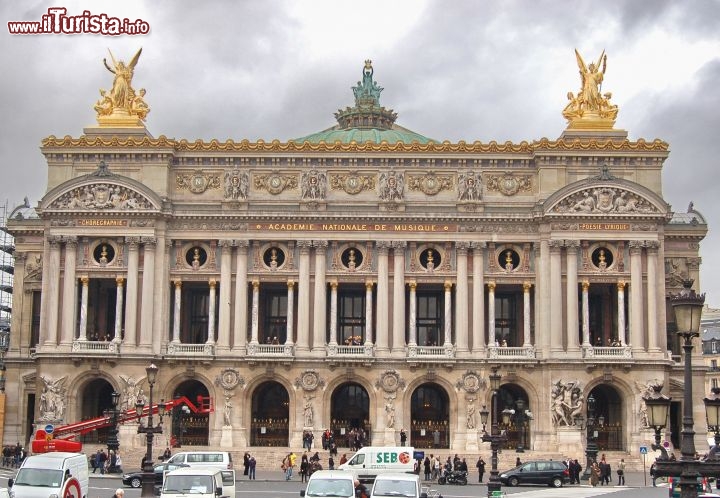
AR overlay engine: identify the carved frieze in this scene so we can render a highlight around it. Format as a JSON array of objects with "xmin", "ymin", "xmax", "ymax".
[
  {"xmin": 301, "ymin": 170, "xmax": 327, "ymax": 200},
  {"xmin": 254, "ymin": 172, "xmax": 298, "ymax": 194},
  {"xmin": 330, "ymin": 172, "xmax": 375, "ymax": 195},
  {"xmin": 295, "ymin": 370, "xmax": 325, "ymax": 392},
  {"xmin": 376, "ymin": 370, "xmax": 406, "ymax": 393},
  {"xmin": 486, "ymin": 173, "xmax": 532, "ymax": 196},
  {"xmin": 378, "ymin": 171, "xmax": 404, "ymax": 201},
  {"xmin": 176, "ymin": 170, "xmax": 222, "ymax": 193},
  {"xmin": 456, "ymin": 371, "xmax": 486, "ymax": 393},
  {"xmin": 51, "ymin": 184, "xmax": 154, "ymax": 210},
  {"xmin": 408, "ymin": 172, "xmax": 452, "ymax": 196},
  {"xmin": 223, "ymin": 167, "xmax": 249, "ymax": 200},
  {"xmin": 457, "ymin": 171, "xmax": 483, "ymax": 201},
  {"xmin": 552, "ymin": 187, "xmax": 658, "ymax": 214},
  {"xmin": 215, "ymin": 368, "xmax": 245, "ymax": 391}
]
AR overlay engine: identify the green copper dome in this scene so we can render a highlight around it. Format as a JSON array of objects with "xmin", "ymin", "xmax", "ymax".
[{"xmin": 293, "ymin": 60, "xmax": 435, "ymax": 145}]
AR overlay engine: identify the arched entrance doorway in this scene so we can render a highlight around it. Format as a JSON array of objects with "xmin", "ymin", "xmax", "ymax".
[
  {"xmin": 172, "ymin": 380, "xmax": 210, "ymax": 447},
  {"xmin": 250, "ymin": 381, "xmax": 289, "ymax": 446},
  {"xmin": 79, "ymin": 378, "xmax": 116, "ymax": 445},
  {"xmin": 410, "ymin": 383, "xmax": 450, "ymax": 449},
  {"xmin": 587, "ymin": 384, "xmax": 623, "ymax": 451},
  {"xmin": 331, "ymin": 383, "xmax": 370, "ymax": 448},
  {"xmin": 497, "ymin": 384, "xmax": 531, "ymax": 451}
]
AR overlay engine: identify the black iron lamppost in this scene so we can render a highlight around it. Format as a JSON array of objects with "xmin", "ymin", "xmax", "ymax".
[
  {"xmin": 135, "ymin": 363, "xmax": 165, "ymax": 498},
  {"xmin": 644, "ymin": 383, "xmax": 672, "ymax": 459},
  {"xmin": 704, "ymin": 387, "xmax": 720, "ymax": 457},
  {"xmin": 104, "ymin": 391, "xmax": 121, "ymax": 472},
  {"xmin": 480, "ymin": 368, "xmax": 506, "ymax": 498},
  {"xmin": 177, "ymin": 404, "xmax": 191, "ymax": 447},
  {"xmin": 650, "ymin": 280, "xmax": 720, "ymax": 498},
  {"xmin": 580, "ymin": 393, "xmax": 598, "ymax": 481},
  {"xmin": 511, "ymin": 399, "xmax": 533, "ymax": 453}
]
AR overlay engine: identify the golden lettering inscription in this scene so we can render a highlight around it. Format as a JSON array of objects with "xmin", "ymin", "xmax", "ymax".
[
  {"xmin": 252, "ymin": 222, "xmax": 456, "ymax": 232},
  {"xmin": 78, "ymin": 219, "xmax": 128, "ymax": 227},
  {"xmin": 579, "ymin": 223, "xmax": 630, "ymax": 231}
]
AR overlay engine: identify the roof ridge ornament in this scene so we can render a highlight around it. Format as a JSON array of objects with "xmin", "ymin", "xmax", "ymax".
[
  {"xmin": 334, "ymin": 60, "xmax": 398, "ymax": 131},
  {"xmin": 352, "ymin": 59, "xmax": 384, "ymax": 108},
  {"xmin": 562, "ymin": 49, "xmax": 619, "ymax": 130},
  {"xmin": 94, "ymin": 48, "xmax": 149, "ymax": 128}
]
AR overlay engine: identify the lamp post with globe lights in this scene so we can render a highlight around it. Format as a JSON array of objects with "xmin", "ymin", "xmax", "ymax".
[
  {"xmin": 479, "ymin": 368, "xmax": 507, "ymax": 498},
  {"xmin": 649, "ymin": 280, "xmax": 720, "ymax": 498},
  {"xmin": 135, "ymin": 363, "xmax": 166, "ymax": 498}
]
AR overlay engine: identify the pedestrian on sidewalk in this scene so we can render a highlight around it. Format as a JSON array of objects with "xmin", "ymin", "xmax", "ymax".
[
  {"xmin": 248, "ymin": 454, "xmax": 256, "ymax": 480},
  {"xmin": 300, "ymin": 454, "xmax": 309, "ymax": 482},
  {"xmin": 650, "ymin": 459, "xmax": 657, "ymax": 487},
  {"xmin": 476, "ymin": 456, "xmax": 486, "ymax": 483},
  {"xmin": 616, "ymin": 458, "xmax": 625, "ymax": 486}
]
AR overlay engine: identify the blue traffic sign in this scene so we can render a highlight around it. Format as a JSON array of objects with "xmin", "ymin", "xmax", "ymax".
[
  {"xmin": 639, "ymin": 446, "xmax": 648, "ymax": 454},
  {"xmin": 44, "ymin": 424, "xmax": 54, "ymax": 434}
]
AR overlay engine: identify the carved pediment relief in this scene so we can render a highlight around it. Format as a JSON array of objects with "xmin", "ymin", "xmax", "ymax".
[
  {"xmin": 48, "ymin": 182, "xmax": 155, "ymax": 211},
  {"xmin": 549, "ymin": 187, "xmax": 659, "ymax": 215}
]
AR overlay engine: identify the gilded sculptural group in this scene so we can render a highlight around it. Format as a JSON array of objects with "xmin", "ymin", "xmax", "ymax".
[
  {"xmin": 94, "ymin": 48, "xmax": 150, "ymax": 123},
  {"xmin": 562, "ymin": 49, "xmax": 619, "ymax": 128}
]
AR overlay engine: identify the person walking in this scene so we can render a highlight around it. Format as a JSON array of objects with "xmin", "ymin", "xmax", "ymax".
[
  {"xmin": 91, "ymin": 450, "xmax": 100, "ymax": 474},
  {"xmin": 300, "ymin": 454, "xmax": 309, "ymax": 482},
  {"xmin": 650, "ymin": 459, "xmax": 657, "ymax": 487},
  {"xmin": 98, "ymin": 450, "xmax": 108, "ymax": 475},
  {"xmin": 400, "ymin": 429, "xmax": 407, "ymax": 446},
  {"xmin": 590, "ymin": 461, "xmax": 600, "ymax": 487},
  {"xmin": 476, "ymin": 456, "xmax": 486, "ymax": 483},
  {"xmin": 243, "ymin": 452, "xmax": 250, "ymax": 478},
  {"xmin": 288, "ymin": 451, "xmax": 297, "ymax": 480},
  {"xmin": 248, "ymin": 454, "xmax": 256, "ymax": 480},
  {"xmin": 423, "ymin": 456, "xmax": 431, "ymax": 481},
  {"xmin": 617, "ymin": 458, "xmax": 625, "ymax": 486}
]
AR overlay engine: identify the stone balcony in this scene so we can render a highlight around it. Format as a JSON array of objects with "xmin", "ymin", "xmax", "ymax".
[
  {"xmin": 582, "ymin": 345, "xmax": 633, "ymax": 359},
  {"xmin": 71, "ymin": 339, "xmax": 121, "ymax": 355},
  {"xmin": 488, "ymin": 345, "xmax": 536, "ymax": 359}
]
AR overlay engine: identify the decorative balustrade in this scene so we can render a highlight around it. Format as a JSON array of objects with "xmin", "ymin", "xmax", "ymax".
[
  {"xmin": 582, "ymin": 345, "xmax": 632, "ymax": 359},
  {"xmin": 71, "ymin": 339, "xmax": 120, "ymax": 354},
  {"xmin": 246, "ymin": 342, "xmax": 294, "ymax": 357},
  {"xmin": 407, "ymin": 344, "xmax": 455, "ymax": 360},
  {"xmin": 488, "ymin": 345, "xmax": 535, "ymax": 359},
  {"xmin": 326, "ymin": 343, "xmax": 375, "ymax": 358},
  {"xmin": 166, "ymin": 342, "xmax": 215, "ymax": 356}
]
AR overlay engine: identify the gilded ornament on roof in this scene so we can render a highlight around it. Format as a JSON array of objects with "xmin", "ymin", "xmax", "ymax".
[
  {"xmin": 94, "ymin": 48, "xmax": 150, "ymax": 127},
  {"xmin": 562, "ymin": 49, "xmax": 618, "ymax": 130}
]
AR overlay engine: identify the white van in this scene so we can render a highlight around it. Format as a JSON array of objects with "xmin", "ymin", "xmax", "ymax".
[
  {"xmin": 338, "ymin": 447, "xmax": 415, "ymax": 483},
  {"xmin": 161, "ymin": 467, "xmax": 235, "ymax": 498},
  {"xmin": 166, "ymin": 451, "xmax": 233, "ymax": 470},
  {"xmin": 370, "ymin": 473, "xmax": 427, "ymax": 498},
  {"xmin": 300, "ymin": 470, "xmax": 356, "ymax": 498},
  {"xmin": 8, "ymin": 452, "xmax": 89, "ymax": 498}
]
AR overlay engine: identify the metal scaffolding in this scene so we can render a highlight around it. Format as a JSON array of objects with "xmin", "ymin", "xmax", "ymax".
[{"xmin": 0, "ymin": 201, "xmax": 13, "ymax": 351}]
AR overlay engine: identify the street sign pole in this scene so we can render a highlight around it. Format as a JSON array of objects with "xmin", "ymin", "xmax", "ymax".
[{"xmin": 639, "ymin": 445, "xmax": 648, "ymax": 486}]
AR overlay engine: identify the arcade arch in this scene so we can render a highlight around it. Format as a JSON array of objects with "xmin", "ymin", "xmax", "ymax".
[
  {"xmin": 586, "ymin": 384, "xmax": 623, "ymax": 451},
  {"xmin": 497, "ymin": 384, "xmax": 531, "ymax": 451},
  {"xmin": 78, "ymin": 377, "xmax": 117, "ymax": 446},
  {"xmin": 172, "ymin": 380, "xmax": 210, "ymax": 447},
  {"xmin": 250, "ymin": 381, "xmax": 289, "ymax": 447},
  {"xmin": 410, "ymin": 383, "xmax": 450, "ymax": 449},
  {"xmin": 331, "ymin": 383, "xmax": 370, "ymax": 448}
]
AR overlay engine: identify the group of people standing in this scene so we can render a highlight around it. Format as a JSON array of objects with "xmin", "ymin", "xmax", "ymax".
[
  {"xmin": 586, "ymin": 454, "xmax": 625, "ymax": 486},
  {"xmin": 241, "ymin": 452, "xmax": 257, "ymax": 480},
  {"xmin": 90, "ymin": 448, "xmax": 122, "ymax": 474}
]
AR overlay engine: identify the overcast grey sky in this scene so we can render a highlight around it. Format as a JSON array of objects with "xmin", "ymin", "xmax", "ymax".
[{"xmin": 2, "ymin": 0, "xmax": 720, "ymax": 304}]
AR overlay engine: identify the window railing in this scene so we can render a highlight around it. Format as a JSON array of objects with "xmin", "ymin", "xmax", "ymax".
[
  {"xmin": 582, "ymin": 345, "xmax": 632, "ymax": 359},
  {"xmin": 166, "ymin": 342, "xmax": 215, "ymax": 356},
  {"xmin": 407, "ymin": 344, "xmax": 455, "ymax": 359},
  {"xmin": 326, "ymin": 343, "xmax": 374, "ymax": 357},
  {"xmin": 488, "ymin": 345, "xmax": 536, "ymax": 359},
  {"xmin": 246, "ymin": 342, "xmax": 294, "ymax": 357}
]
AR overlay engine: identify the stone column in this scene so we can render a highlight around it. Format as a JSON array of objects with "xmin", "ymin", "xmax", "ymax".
[
  {"xmin": 286, "ymin": 280, "xmax": 295, "ymax": 345},
  {"xmin": 537, "ymin": 239, "xmax": 551, "ymax": 351},
  {"xmin": 523, "ymin": 282, "xmax": 532, "ymax": 347},
  {"xmin": 376, "ymin": 242, "xmax": 390, "ymax": 353},
  {"xmin": 312, "ymin": 241, "xmax": 328, "ymax": 353},
  {"xmin": 172, "ymin": 280, "xmax": 182, "ymax": 343},
  {"xmin": 455, "ymin": 242, "xmax": 469, "ymax": 354},
  {"xmin": 471, "ymin": 242, "xmax": 486, "ymax": 354},
  {"xmin": 78, "ymin": 275, "xmax": 89, "ymax": 341},
  {"xmin": 408, "ymin": 281, "xmax": 417, "ymax": 346},
  {"xmin": 392, "ymin": 241, "xmax": 407, "ymax": 355},
  {"xmin": 582, "ymin": 281, "xmax": 590, "ymax": 346},
  {"xmin": 60, "ymin": 237, "xmax": 78, "ymax": 346},
  {"xmin": 153, "ymin": 237, "xmax": 170, "ymax": 354},
  {"xmin": 218, "ymin": 240, "xmax": 233, "ymax": 350},
  {"xmin": 207, "ymin": 279, "xmax": 217, "ymax": 344},
  {"xmin": 443, "ymin": 281, "xmax": 453, "ymax": 346},
  {"xmin": 549, "ymin": 240, "xmax": 563, "ymax": 352},
  {"xmin": 124, "ymin": 237, "xmax": 140, "ymax": 347},
  {"xmin": 250, "ymin": 280, "xmax": 260, "ymax": 344},
  {"xmin": 565, "ymin": 241, "xmax": 580, "ymax": 351},
  {"xmin": 329, "ymin": 281, "xmax": 338, "ymax": 345},
  {"xmin": 8, "ymin": 252, "xmax": 26, "ymax": 351},
  {"xmin": 139, "ymin": 237, "xmax": 156, "ymax": 348},
  {"xmin": 114, "ymin": 276, "xmax": 125, "ymax": 342},
  {"xmin": 365, "ymin": 281, "xmax": 374, "ymax": 346},
  {"xmin": 646, "ymin": 241, "xmax": 660, "ymax": 351},
  {"xmin": 629, "ymin": 241, "xmax": 644, "ymax": 351},
  {"xmin": 233, "ymin": 241, "xmax": 249, "ymax": 350},
  {"xmin": 44, "ymin": 236, "xmax": 62, "ymax": 346},
  {"xmin": 487, "ymin": 282, "xmax": 496, "ymax": 346},
  {"xmin": 617, "ymin": 281, "xmax": 626, "ymax": 346},
  {"xmin": 296, "ymin": 241, "xmax": 312, "ymax": 352}
]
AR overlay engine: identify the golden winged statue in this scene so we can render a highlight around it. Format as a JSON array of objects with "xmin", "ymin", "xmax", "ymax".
[
  {"xmin": 562, "ymin": 49, "xmax": 618, "ymax": 129},
  {"xmin": 95, "ymin": 48, "xmax": 149, "ymax": 124}
]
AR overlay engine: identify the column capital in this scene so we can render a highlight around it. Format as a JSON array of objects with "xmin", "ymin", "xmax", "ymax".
[
  {"xmin": 313, "ymin": 240, "xmax": 329, "ymax": 253},
  {"xmin": 444, "ymin": 280, "xmax": 453, "ymax": 291},
  {"xmin": 582, "ymin": 280, "xmax": 590, "ymax": 291},
  {"xmin": 174, "ymin": 279, "xmax": 182, "ymax": 289},
  {"xmin": 408, "ymin": 280, "xmax": 417, "ymax": 290},
  {"xmin": 628, "ymin": 240, "xmax": 644, "ymax": 252},
  {"xmin": 48, "ymin": 235, "xmax": 62, "ymax": 247},
  {"xmin": 377, "ymin": 241, "xmax": 391, "ymax": 254},
  {"xmin": 391, "ymin": 241, "xmax": 407, "ymax": 250},
  {"xmin": 116, "ymin": 276, "xmax": 125, "ymax": 286},
  {"xmin": 219, "ymin": 239, "xmax": 233, "ymax": 249},
  {"xmin": 287, "ymin": 279, "xmax": 295, "ymax": 290},
  {"xmin": 522, "ymin": 281, "xmax": 533, "ymax": 292},
  {"xmin": 252, "ymin": 279, "xmax": 260, "ymax": 289},
  {"xmin": 297, "ymin": 240, "xmax": 313, "ymax": 253},
  {"xmin": 564, "ymin": 239, "xmax": 580, "ymax": 251},
  {"xmin": 235, "ymin": 239, "xmax": 250, "ymax": 250},
  {"xmin": 365, "ymin": 280, "xmax": 374, "ymax": 290},
  {"xmin": 456, "ymin": 241, "xmax": 469, "ymax": 254},
  {"xmin": 64, "ymin": 236, "xmax": 78, "ymax": 247},
  {"xmin": 330, "ymin": 280, "xmax": 338, "ymax": 290},
  {"xmin": 80, "ymin": 275, "xmax": 90, "ymax": 285},
  {"xmin": 487, "ymin": 281, "xmax": 496, "ymax": 292},
  {"xmin": 470, "ymin": 241, "xmax": 486, "ymax": 250},
  {"xmin": 141, "ymin": 236, "xmax": 157, "ymax": 248},
  {"xmin": 126, "ymin": 236, "xmax": 141, "ymax": 248},
  {"xmin": 549, "ymin": 239, "xmax": 563, "ymax": 250},
  {"xmin": 209, "ymin": 279, "xmax": 217, "ymax": 289},
  {"xmin": 617, "ymin": 280, "xmax": 626, "ymax": 290},
  {"xmin": 645, "ymin": 240, "xmax": 660, "ymax": 251}
]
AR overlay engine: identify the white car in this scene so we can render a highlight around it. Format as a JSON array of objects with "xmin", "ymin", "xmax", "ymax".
[{"xmin": 370, "ymin": 473, "xmax": 428, "ymax": 498}]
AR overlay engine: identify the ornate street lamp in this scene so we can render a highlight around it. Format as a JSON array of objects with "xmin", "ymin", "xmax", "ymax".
[
  {"xmin": 581, "ymin": 393, "xmax": 598, "ymax": 481},
  {"xmin": 513, "ymin": 398, "xmax": 532, "ymax": 453},
  {"xmin": 104, "ymin": 390, "xmax": 121, "ymax": 472},
  {"xmin": 480, "ymin": 368, "xmax": 506, "ymax": 498},
  {"xmin": 652, "ymin": 279, "xmax": 720, "ymax": 498},
  {"xmin": 136, "ymin": 363, "xmax": 164, "ymax": 498},
  {"xmin": 704, "ymin": 386, "xmax": 720, "ymax": 457},
  {"xmin": 643, "ymin": 383, "xmax": 671, "ymax": 459}
]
